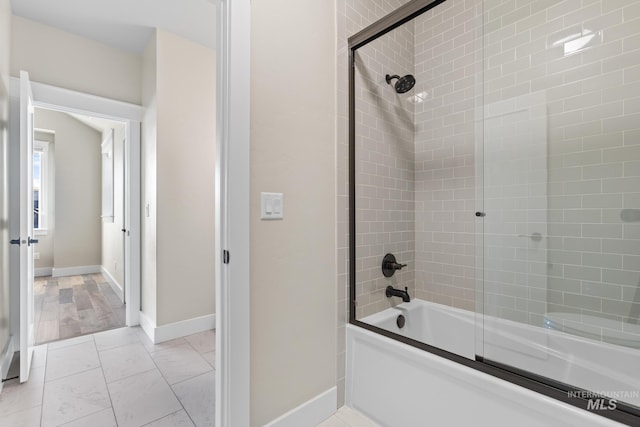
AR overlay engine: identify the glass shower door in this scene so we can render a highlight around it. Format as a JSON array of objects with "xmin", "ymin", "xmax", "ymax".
[{"xmin": 481, "ymin": 0, "xmax": 640, "ymax": 411}]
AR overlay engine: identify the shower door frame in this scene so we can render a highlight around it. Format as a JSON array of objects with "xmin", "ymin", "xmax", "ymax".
[{"xmin": 346, "ymin": 0, "xmax": 639, "ymax": 424}]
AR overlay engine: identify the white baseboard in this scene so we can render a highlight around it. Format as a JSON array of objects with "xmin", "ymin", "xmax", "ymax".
[
  {"xmin": 138, "ymin": 311, "xmax": 156, "ymax": 343},
  {"xmin": 264, "ymin": 387, "xmax": 337, "ymax": 427},
  {"xmin": 52, "ymin": 265, "xmax": 101, "ymax": 278},
  {"xmin": 0, "ymin": 337, "xmax": 15, "ymax": 394},
  {"xmin": 100, "ymin": 266, "xmax": 124, "ymax": 302},
  {"xmin": 35, "ymin": 267, "xmax": 53, "ymax": 277},
  {"xmin": 138, "ymin": 311, "xmax": 216, "ymax": 344}
]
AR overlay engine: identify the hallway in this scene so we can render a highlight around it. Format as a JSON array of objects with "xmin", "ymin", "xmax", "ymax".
[
  {"xmin": 34, "ymin": 274, "xmax": 126, "ymax": 345},
  {"xmin": 0, "ymin": 327, "xmax": 215, "ymax": 426}
]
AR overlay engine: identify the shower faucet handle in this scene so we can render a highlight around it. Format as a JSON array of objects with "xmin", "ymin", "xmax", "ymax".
[{"xmin": 382, "ymin": 253, "xmax": 407, "ymax": 277}]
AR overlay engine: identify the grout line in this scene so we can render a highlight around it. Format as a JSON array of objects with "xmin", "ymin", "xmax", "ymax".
[
  {"xmin": 94, "ymin": 332, "xmax": 118, "ymax": 426},
  {"xmin": 169, "ymin": 368, "xmax": 214, "ymax": 387},
  {"xmin": 39, "ymin": 343, "xmax": 49, "ymax": 427},
  {"xmin": 142, "ymin": 341, "xmax": 193, "ymax": 425},
  {"xmin": 58, "ymin": 407, "xmax": 112, "ymax": 427},
  {"xmin": 140, "ymin": 408, "xmax": 187, "ymax": 427}
]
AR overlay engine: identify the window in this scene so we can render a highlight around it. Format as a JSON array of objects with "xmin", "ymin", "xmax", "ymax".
[{"xmin": 33, "ymin": 140, "xmax": 49, "ymax": 233}]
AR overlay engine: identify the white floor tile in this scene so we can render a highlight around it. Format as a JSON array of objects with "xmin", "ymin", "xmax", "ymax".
[
  {"xmin": 0, "ymin": 405, "xmax": 41, "ymax": 427},
  {"xmin": 334, "ymin": 407, "xmax": 380, "ymax": 427},
  {"xmin": 45, "ymin": 341, "xmax": 100, "ymax": 382},
  {"xmin": 108, "ymin": 369, "xmax": 182, "ymax": 427},
  {"xmin": 0, "ymin": 367, "xmax": 45, "ymax": 417},
  {"xmin": 138, "ymin": 335, "xmax": 188, "ymax": 354},
  {"xmin": 183, "ymin": 330, "xmax": 215, "ymax": 354},
  {"xmin": 99, "ymin": 343, "xmax": 156, "ymax": 383},
  {"xmin": 316, "ymin": 415, "xmax": 346, "ymax": 427},
  {"xmin": 47, "ymin": 334, "xmax": 93, "ymax": 351},
  {"xmin": 171, "ymin": 371, "xmax": 215, "ymax": 427},
  {"xmin": 151, "ymin": 344, "xmax": 213, "ymax": 385},
  {"xmin": 41, "ymin": 368, "xmax": 111, "ymax": 427},
  {"xmin": 93, "ymin": 327, "xmax": 140, "ymax": 352},
  {"xmin": 201, "ymin": 351, "xmax": 215, "ymax": 368},
  {"xmin": 1, "ymin": 327, "xmax": 222, "ymax": 427},
  {"xmin": 60, "ymin": 408, "xmax": 117, "ymax": 426},
  {"xmin": 143, "ymin": 409, "xmax": 195, "ymax": 427}
]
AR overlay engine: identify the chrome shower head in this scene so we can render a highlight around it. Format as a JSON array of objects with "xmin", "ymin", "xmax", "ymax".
[{"xmin": 386, "ymin": 74, "xmax": 416, "ymax": 94}]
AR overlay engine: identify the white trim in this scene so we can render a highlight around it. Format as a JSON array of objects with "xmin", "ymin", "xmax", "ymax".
[
  {"xmin": 264, "ymin": 388, "xmax": 337, "ymax": 427},
  {"xmin": 51, "ymin": 265, "xmax": 101, "ymax": 278},
  {"xmin": 138, "ymin": 311, "xmax": 156, "ymax": 343},
  {"xmin": 124, "ymin": 120, "xmax": 141, "ymax": 327},
  {"xmin": 100, "ymin": 266, "xmax": 124, "ymax": 302},
  {"xmin": 216, "ymin": 1, "xmax": 251, "ymax": 426},
  {"xmin": 34, "ymin": 267, "xmax": 52, "ymax": 277},
  {"xmin": 138, "ymin": 311, "xmax": 216, "ymax": 344},
  {"xmin": 10, "ymin": 78, "xmax": 143, "ymax": 122},
  {"xmin": 0, "ymin": 337, "xmax": 15, "ymax": 394}
]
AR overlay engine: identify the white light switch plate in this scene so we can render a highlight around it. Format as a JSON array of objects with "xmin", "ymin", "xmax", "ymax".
[{"xmin": 261, "ymin": 192, "xmax": 283, "ymax": 220}]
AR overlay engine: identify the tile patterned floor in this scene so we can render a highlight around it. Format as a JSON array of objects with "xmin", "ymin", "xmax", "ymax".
[
  {"xmin": 0, "ymin": 327, "xmax": 215, "ymax": 427},
  {"xmin": 317, "ymin": 407, "xmax": 380, "ymax": 427},
  {"xmin": 34, "ymin": 274, "xmax": 126, "ymax": 345}
]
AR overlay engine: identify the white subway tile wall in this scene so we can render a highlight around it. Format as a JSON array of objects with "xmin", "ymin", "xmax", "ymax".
[
  {"xmin": 413, "ymin": 0, "xmax": 481, "ymax": 311},
  {"xmin": 483, "ymin": 0, "xmax": 640, "ymax": 347},
  {"xmin": 353, "ymin": 23, "xmax": 416, "ymax": 319},
  {"xmin": 338, "ymin": 0, "xmax": 640, "ymax": 406},
  {"xmin": 337, "ymin": 0, "xmax": 414, "ymax": 407}
]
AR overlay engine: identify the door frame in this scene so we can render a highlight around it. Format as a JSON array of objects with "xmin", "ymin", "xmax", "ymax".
[
  {"xmin": 9, "ymin": 77, "xmax": 143, "ymax": 343},
  {"xmin": 215, "ymin": 1, "xmax": 251, "ymax": 426}
]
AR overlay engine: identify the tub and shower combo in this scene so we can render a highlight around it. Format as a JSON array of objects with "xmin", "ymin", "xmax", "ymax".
[{"xmin": 345, "ymin": 0, "xmax": 640, "ymax": 425}]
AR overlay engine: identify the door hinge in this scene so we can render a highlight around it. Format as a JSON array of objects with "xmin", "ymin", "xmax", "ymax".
[{"xmin": 223, "ymin": 250, "xmax": 230, "ymax": 264}]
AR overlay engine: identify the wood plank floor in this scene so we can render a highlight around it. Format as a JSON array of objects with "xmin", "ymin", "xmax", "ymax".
[{"xmin": 34, "ymin": 273, "xmax": 126, "ymax": 345}]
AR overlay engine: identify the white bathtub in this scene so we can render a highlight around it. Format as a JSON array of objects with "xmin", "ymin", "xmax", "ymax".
[{"xmin": 346, "ymin": 299, "xmax": 637, "ymax": 426}]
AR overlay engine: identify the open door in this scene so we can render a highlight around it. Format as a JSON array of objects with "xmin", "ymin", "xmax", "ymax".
[{"xmin": 19, "ymin": 70, "xmax": 35, "ymax": 383}]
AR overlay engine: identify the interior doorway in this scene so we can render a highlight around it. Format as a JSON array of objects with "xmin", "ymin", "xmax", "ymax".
[
  {"xmin": 9, "ymin": 76, "xmax": 143, "ymax": 376},
  {"xmin": 31, "ymin": 107, "xmax": 129, "ymax": 344}
]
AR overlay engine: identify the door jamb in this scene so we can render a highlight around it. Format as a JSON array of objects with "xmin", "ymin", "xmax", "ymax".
[{"xmin": 215, "ymin": 1, "xmax": 251, "ymax": 426}]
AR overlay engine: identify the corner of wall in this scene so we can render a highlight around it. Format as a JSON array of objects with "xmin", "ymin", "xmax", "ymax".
[{"xmin": 140, "ymin": 30, "xmax": 158, "ymax": 325}]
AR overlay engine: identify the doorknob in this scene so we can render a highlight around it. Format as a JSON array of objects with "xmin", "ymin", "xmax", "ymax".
[
  {"xmin": 28, "ymin": 236, "xmax": 39, "ymax": 246},
  {"xmin": 517, "ymin": 232, "xmax": 543, "ymax": 242}
]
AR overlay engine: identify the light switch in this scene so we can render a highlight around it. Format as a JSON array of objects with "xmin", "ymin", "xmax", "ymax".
[{"xmin": 261, "ymin": 192, "xmax": 283, "ymax": 220}]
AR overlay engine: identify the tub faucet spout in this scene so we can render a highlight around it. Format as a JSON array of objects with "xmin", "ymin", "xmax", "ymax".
[{"xmin": 386, "ymin": 286, "xmax": 411, "ymax": 303}]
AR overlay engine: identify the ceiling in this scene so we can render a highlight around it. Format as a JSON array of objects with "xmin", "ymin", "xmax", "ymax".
[{"xmin": 10, "ymin": 0, "xmax": 217, "ymax": 53}]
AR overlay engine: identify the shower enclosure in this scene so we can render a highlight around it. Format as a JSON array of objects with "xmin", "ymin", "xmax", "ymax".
[{"xmin": 348, "ymin": 0, "xmax": 640, "ymax": 424}]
